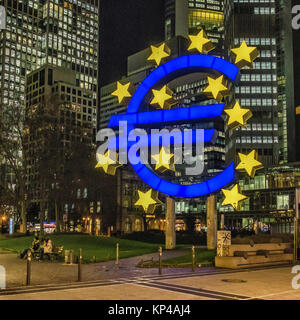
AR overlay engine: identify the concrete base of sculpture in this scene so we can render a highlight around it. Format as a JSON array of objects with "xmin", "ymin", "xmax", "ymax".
[
  {"xmin": 165, "ymin": 197, "xmax": 176, "ymax": 250},
  {"xmin": 215, "ymin": 242, "xmax": 293, "ymax": 269}
]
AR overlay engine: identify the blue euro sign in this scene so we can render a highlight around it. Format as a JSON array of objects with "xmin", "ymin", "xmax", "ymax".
[{"xmin": 107, "ymin": 54, "xmax": 240, "ymax": 198}]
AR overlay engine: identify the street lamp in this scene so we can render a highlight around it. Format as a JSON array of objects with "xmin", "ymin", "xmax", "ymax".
[{"xmin": 1, "ymin": 216, "xmax": 6, "ymax": 233}]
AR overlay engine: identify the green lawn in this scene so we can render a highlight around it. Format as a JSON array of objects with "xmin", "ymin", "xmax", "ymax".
[
  {"xmin": 0, "ymin": 234, "xmax": 165, "ymax": 263},
  {"xmin": 137, "ymin": 248, "xmax": 215, "ymax": 268},
  {"xmin": 163, "ymin": 249, "xmax": 215, "ymax": 266}
]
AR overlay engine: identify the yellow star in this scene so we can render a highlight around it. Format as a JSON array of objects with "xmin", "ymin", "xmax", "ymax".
[
  {"xmin": 236, "ymin": 150, "xmax": 264, "ymax": 178},
  {"xmin": 111, "ymin": 81, "xmax": 133, "ymax": 104},
  {"xmin": 135, "ymin": 189, "xmax": 162, "ymax": 213},
  {"xmin": 222, "ymin": 184, "xmax": 248, "ymax": 211},
  {"xmin": 224, "ymin": 101, "xmax": 253, "ymax": 130},
  {"xmin": 188, "ymin": 29, "xmax": 215, "ymax": 54},
  {"xmin": 203, "ymin": 75, "xmax": 230, "ymax": 103},
  {"xmin": 231, "ymin": 40, "xmax": 258, "ymax": 69},
  {"xmin": 95, "ymin": 151, "xmax": 122, "ymax": 176},
  {"xmin": 150, "ymin": 85, "xmax": 176, "ymax": 109},
  {"xmin": 151, "ymin": 147, "xmax": 175, "ymax": 173},
  {"xmin": 147, "ymin": 43, "xmax": 170, "ymax": 66}
]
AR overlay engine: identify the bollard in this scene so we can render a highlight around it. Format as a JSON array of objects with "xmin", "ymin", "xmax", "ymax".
[
  {"xmin": 78, "ymin": 248, "xmax": 82, "ymax": 282},
  {"xmin": 116, "ymin": 243, "xmax": 119, "ymax": 266},
  {"xmin": 64, "ymin": 250, "xmax": 70, "ymax": 264},
  {"xmin": 192, "ymin": 246, "xmax": 195, "ymax": 272},
  {"xmin": 26, "ymin": 250, "xmax": 32, "ymax": 286},
  {"xmin": 158, "ymin": 247, "xmax": 162, "ymax": 275},
  {"xmin": 70, "ymin": 250, "xmax": 73, "ymax": 265}
]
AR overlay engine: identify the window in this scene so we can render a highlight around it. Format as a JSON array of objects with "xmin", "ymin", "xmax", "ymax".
[
  {"xmin": 48, "ymin": 68, "xmax": 53, "ymax": 85},
  {"xmin": 39, "ymin": 70, "xmax": 45, "ymax": 86}
]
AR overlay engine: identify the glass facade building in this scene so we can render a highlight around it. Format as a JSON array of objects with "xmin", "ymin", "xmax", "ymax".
[
  {"xmin": 226, "ymin": 0, "xmax": 295, "ymax": 166},
  {"xmin": 0, "ymin": 0, "xmax": 99, "ymax": 224},
  {"xmin": 0, "ymin": 0, "xmax": 99, "ymax": 111},
  {"xmin": 24, "ymin": 65, "xmax": 95, "ymax": 206}
]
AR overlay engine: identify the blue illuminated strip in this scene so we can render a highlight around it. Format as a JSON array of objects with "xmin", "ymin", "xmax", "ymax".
[
  {"xmin": 106, "ymin": 54, "xmax": 238, "ymax": 197},
  {"xmin": 107, "ymin": 129, "xmax": 216, "ymax": 150},
  {"xmin": 131, "ymin": 162, "xmax": 235, "ymax": 198},
  {"xmin": 108, "ymin": 104, "xmax": 225, "ymax": 127}
]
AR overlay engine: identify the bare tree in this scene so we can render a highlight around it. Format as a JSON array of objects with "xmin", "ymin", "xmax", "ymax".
[
  {"xmin": 25, "ymin": 94, "xmax": 66, "ymax": 235},
  {"xmin": 0, "ymin": 103, "xmax": 29, "ymax": 233}
]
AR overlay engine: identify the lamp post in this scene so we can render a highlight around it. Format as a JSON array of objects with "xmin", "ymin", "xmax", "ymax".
[{"xmin": 1, "ymin": 216, "xmax": 6, "ymax": 233}]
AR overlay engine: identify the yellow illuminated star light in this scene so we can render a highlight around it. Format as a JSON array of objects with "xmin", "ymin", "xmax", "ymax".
[
  {"xmin": 135, "ymin": 189, "xmax": 163, "ymax": 213},
  {"xmin": 224, "ymin": 101, "xmax": 253, "ymax": 130},
  {"xmin": 203, "ymin": 75, "xmax": 230, "ymax": 103},
  {"xmin": 221, "ymin": 184, "xmax": 248, "ymax": 211},
  {"xmin": 147, "ymin": 43, "xmax": 171, "ymax": 66},
  {"xmin": 150, "ymin": 85, "xmax": 176, "ymax": 109},
  {"xmin": 151, "ymin": 147, "xmax": 175, "ymax": 173},
  {"xmin": 95, "ymin": 150, "xmax": 122, "ymax": 176},
  {"xmin": 231, "ymin": 40, "xmax": 258, "ymax": 69},
  {"xmin": 188, "ymin": 29, "xmax": 215, "ymax": 54},
  {"xmin": 111, "ymin": 81, "xmax": 133, "ymax": 104},
  {"xmin": 236, "ymin": 150, "xmax": 264, "ymax": 178}
]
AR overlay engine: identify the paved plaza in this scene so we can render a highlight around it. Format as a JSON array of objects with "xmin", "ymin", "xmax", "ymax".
[
  {"xmin": 0, "ymin": 250, "xmax": 191, "ymax": 287},
  {"xmin": 0, "ymin": 265, "xmax": 299, "ymax": 300}
]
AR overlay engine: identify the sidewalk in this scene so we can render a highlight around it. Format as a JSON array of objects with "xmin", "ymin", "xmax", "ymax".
[
  {"xmin": 0, "ymin": 249, "xmax": 193, "ymax": 288},
  {"xmin": 1, "ymin": 266, "xmax": 298, "ymax": 300}
]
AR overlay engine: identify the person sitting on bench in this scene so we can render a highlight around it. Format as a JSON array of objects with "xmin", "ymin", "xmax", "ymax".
[
  {"xmin": 32, "ymin": 236, "xmax": 40, "ymax": 252},
  {"xmin": 20, "ymin": 236, "xmax": 40, "ymax": 259},
  {"xmin": 40, "ymin": 238, "xmax": 53, "ymax": 260}
]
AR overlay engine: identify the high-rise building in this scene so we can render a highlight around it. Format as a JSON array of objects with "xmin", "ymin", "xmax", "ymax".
[
  {"xmin": 24, "ymin": 65, "xmax": 96, "ymax": 203},
  {"xmin": 225, "ymin": 1, "xmax": 295, "ymax": 166},
  {"xmin": 0, "ymin": 0, "xmax": 99, "ymax": 192},
  {"xmin": 0, "ymin": 0, "xmax": 99, "ymax": 226},
  {"xmin": 293, "ymin": 1, "xmax": 300, "ymax": 161},
  {"xmin": 165, "ymin": 0, "xmax": 226, "ymax": 57},
  {"xmin": 0, "ymin": 0, "xmax": 99, "ymax": 117}
]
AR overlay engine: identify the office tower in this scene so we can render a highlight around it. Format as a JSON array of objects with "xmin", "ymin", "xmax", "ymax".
[
  {"xmin": 226, "ymin": 0, "xmax": 295, "ymax": 166},
  {"xmin": 165, "ymin": 0, "xmax": 229, "ymax": 56},
  {"xmin": 0, "ymin": 0, "xmax": 99, "ymax": 119},
  {"xmin": 24, "ymin": 65, "xmax": 95, "ymax": 220},
  {"xmin": 0, "ymin": 0, "xmax": 99, "ymax": 189},
  {"xmin": 0, "ymin": 0, "xmax": 99, "ymax": 152},
  {"xmin": 291, "ymin": 0, "xmax": 300, "ymax": 161},
  {"xmin": 0, "ymin": 0, "xmax": 99, "ymax": 227}
]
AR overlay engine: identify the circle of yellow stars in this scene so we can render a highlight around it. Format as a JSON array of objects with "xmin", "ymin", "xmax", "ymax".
[{"xmin": 97, "ymin": 30, "xmax": 264, "ymax": 212}]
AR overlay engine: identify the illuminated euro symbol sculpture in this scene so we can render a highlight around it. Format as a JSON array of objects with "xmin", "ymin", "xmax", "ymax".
[{"xmin": 106, "ymin": 54, "xmax": 241, "ymax": 198}]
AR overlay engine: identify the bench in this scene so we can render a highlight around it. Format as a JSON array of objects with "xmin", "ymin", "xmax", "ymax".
[
  {"xmin": 48, "ymin": 246, "xmax": 64, "ymax": 261},
  {"xmin": 30, "ymin": 246, "xmax": 64, "ymax": 261}
]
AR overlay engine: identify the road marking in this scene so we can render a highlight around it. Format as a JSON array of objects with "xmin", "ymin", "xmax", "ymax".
[
  {"xmin": 148, "ymin": 281, "xmax": 251, "ymax": 300},
  {"xmin": 245, "ymin": 289, "xmax": 298, "ymax": 300}
]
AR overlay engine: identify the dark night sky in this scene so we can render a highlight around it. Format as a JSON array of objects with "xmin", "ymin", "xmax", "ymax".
[{"xmin": 99, "ymin": 0, "xmax": 165, "ymax": 86}]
